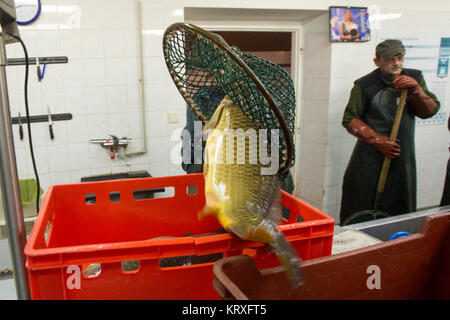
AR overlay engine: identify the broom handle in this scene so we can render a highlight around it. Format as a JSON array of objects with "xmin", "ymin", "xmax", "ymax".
[{"xmin": 376, "ymin": 89, "xmax": 408, "ymax": 195}]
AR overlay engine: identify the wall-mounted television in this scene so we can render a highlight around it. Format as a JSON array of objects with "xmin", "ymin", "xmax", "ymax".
[{"xmin": 329, "ymin": 6, "xmax": 370, "ymax": 42}]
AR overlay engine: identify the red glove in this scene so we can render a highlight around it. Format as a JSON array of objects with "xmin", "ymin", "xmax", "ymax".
[
  {"xmin": 392, "ymin": 75, "xmax": 419, "ymax": 91},
  {"xmin": 392, "ymin": 75, "xmax": 437, "ymax": 118},
  {"xmin": 347, "ymin": 119, "xmax": 401, "ymax": 159},
  {"xmin": 371, "ymin": 136, "xmax": 401, "ymax": 159}
]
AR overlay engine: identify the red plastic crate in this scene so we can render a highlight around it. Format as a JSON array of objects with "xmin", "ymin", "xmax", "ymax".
[{"xmin": 24, "ymin": 173, "xmax": 334, "ymax": 300}]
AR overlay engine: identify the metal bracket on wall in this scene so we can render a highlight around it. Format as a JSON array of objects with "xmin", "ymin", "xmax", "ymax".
[
  {"xmin": 11, "ymin": 113, "xmax": 72, "ymax": 124},
  {"xmin": 6, "ymin": 56, "xmax": 68, "ymax": 66}
]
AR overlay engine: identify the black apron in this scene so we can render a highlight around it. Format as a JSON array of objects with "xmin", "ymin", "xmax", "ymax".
[
  {"xmin": 340, "ymin": 70, "xmax": 419, "ymax": 223},
  {"xmin": 440, "ymin": 115, "xmax": 450, "ymax": 206}
]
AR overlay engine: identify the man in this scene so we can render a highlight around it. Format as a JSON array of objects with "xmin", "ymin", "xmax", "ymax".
[
  {"xmin": 440, "ymin": 115, "xmax": 450, "ymax": 206},
  {"xmin": 340, "ymin": 39, "xmax": 440, "ymax": 225}
]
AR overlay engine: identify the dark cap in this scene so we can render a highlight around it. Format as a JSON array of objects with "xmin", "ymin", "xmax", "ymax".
[{"xmin": 376, "ymin": 39, "xmax": 405, "ymax": 58}]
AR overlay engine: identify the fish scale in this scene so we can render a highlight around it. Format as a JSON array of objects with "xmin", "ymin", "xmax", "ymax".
[{"xmin": 199, "ymin": 95, "xmax": 302, "ymax": 287}]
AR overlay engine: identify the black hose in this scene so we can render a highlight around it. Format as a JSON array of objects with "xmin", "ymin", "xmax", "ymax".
[{"xmin": 7, "ymin": 33, "xmax": 41, "ymax": 213}]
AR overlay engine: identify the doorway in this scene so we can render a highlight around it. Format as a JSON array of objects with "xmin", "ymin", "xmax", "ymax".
[
  {"xmin": 211, "ymin": 31, "xmax": 293, "ymax": 76},
  {"xmin": 184, "ymin": 9, "xmax": 308, "ymax": 196}
]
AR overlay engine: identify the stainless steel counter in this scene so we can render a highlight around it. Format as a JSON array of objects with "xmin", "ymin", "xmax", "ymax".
[{"xmin": 334, "ymin": 205, "xmax": 450, "ymax": 241}]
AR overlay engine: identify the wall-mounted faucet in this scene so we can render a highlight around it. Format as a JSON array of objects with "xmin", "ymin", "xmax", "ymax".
[{"xmin": 90, "ymin": 135, "xmax": 132, "ymax": 165}]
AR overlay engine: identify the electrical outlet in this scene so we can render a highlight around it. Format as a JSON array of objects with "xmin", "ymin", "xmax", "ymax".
[{"xmin": 167, "ymin": 111, "xmax": 179, "ymax": 124}]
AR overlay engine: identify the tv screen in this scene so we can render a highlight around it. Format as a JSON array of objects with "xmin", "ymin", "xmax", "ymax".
[{"xmin": 329, "ymin": 7, "xmax": 370, "ymax": 42}]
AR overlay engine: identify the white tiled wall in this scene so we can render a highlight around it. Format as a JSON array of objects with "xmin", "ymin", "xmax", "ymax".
[
  {"xmin": 318, "ymin": 8, "xmax": 448, "ymax": 222},
  {"xmin": 321, "ymin": 40, "xmax": 377, "ymax": 221},
  {"xmin": 2, "ymin": 0, "xmax": 449, "ymax": 225},
  {"xmin": 296, "ymin": 5, "xmax": 449, "ymax": 223},
  {"xmin": 416, "ymin": 125, "xmax": 449, "ymax": 207},
  {"xmin": 5, "ymin": 0, "xmax": 187, "ymax": 206},
  {"xmin": 297, "ymin": 12, "xmax": 331, "ymax": 209}
]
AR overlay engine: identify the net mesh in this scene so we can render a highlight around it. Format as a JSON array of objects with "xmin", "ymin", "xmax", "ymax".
[{"xmin": 163, "ymin": 23, "xmax": 296, "ymax": 171}]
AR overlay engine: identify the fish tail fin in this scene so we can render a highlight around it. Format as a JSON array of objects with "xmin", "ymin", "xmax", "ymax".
[
  {"xmin": 228, "ymin": 221, "xmax": 303, "ymax": 288},
  {"xmin": 268, "ymin": 230, "xmax": 303, "ymax": 288}
]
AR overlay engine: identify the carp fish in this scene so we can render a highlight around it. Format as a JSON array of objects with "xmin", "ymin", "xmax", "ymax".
[{"xmin": 198, "ymin": 95, "xmax": 302, "ymax": 288}]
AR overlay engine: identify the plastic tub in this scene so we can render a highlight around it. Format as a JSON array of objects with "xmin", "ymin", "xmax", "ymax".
[{"xmin": 25, "ymin": 173, "xmax": 334, "ymax": 300}]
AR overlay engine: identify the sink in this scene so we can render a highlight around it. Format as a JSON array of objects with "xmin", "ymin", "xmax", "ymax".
[
  {"xmin": 80, "ymin": 170, "xmax": 165, "ymax": 202},
  {"xmin": 80, "ymin": 170, "xmax": 151, "ymax": 182}
]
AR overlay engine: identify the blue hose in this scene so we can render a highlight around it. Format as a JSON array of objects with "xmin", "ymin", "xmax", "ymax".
[{"xmin": 389, "ymin": 231, "xmax": 411, "ymax": 240}]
